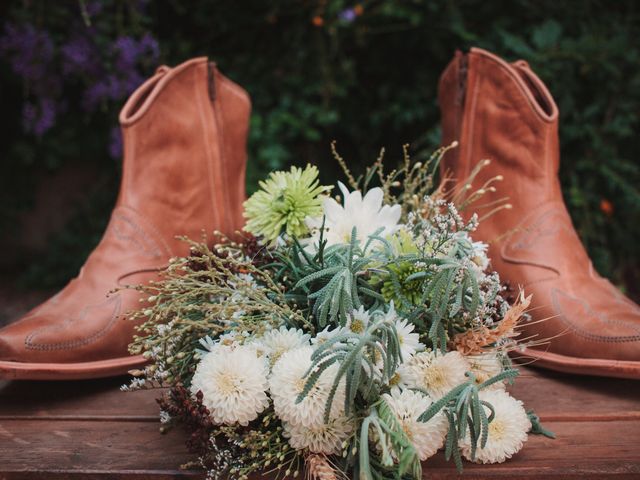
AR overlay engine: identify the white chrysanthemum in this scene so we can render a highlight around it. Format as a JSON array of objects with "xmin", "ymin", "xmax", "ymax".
[
  {"xmin": 284, "ymin": 416, "xmax": 354, "ymax": 454},
  {"xmin": 459, "ymin": 389, "xmax": 531, "ymax": 464},
  {"xmin": 345, "ymin": 306, "xmax": 371, "ymax": 334},
  {"xmin": 385, "ymin": 303, "xmax": 424, "ymax": 360},
  {"xmin": 382, "ymin": 389, "xmax": 448, "ymax": 461},
  {"xmin": 401, "ymin": 350, "xmax": 469, "ymax": 399},
  {"xmin": 311, "ymin": 325, "xmax": 346, "ymax": 346},
  {"xmin": 467, "ymin": 353, "xmax": 505, "ymax": 390},
  {"xmin": 255, "ymin": 326, "xmax": 310, "ymax": 364},
  {"xmin": 306, "ymin": 182, "xmax": 402, "ymax": 250},
  {"xmin": 269, "ymin": 346, "xmax": 345, "ymax": 427},
  {"xmin": 190, "ymin": 346, "xmax": 270, "ymax": 426}
]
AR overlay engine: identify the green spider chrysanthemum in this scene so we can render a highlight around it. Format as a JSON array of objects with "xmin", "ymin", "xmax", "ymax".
[
  {"xmin": 243, "ymin": 165, "xmax": 330, "ymax": 242},
  {"xmin": 381, "ymin": 261, "xmax": 425, "ymax": 307}
]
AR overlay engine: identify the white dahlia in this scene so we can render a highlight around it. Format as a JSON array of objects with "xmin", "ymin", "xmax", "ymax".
[
  {"xmin": 255, "ymin": 326, "xmax": 310, "ymax": 364},
  {"xmin": 284, "ymin": 416, "xmax": 354, "ymax": 454},
  {"xmin": 190, "ymin": 346, "xmax": 270, "ymax": 426},
  {"xmin": 384, "ymin": 303, "xmax": 424, "ymax": 360},
  {"xmin": 382, "ymin": 389, "xmax": 448, "ymax": 461},
  {"xmin": 467, "ymin": 353, "xmax": 505, "ymax": 390},
  {"xmin": 269, "ymin": 346, "xmax": 345, "ymax": 427},
  {"xmin": 401, "ymin": 350, "xmax": 469, "ymax": 399},
  {"xmin": 306, "ymin": 182, "xmax": 402, "ymax": 250},
  {"xmin": 459, "ymin": 389, "xmax": 531, "ymax": 464}
]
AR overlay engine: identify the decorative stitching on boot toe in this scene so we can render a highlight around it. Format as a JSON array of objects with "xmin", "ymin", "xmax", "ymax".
[
  {"xmin": 552, "ymin": 289, "xmax": 640, "ymax": 343},
  {"xmin": 24, "ymin": 295, "xmax": 122, "ymax": 351}
]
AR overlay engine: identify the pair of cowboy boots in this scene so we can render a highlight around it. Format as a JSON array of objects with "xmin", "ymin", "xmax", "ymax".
[{"xmin": 0, "ymin": 50, "xmax": 638, "ymax": 380}]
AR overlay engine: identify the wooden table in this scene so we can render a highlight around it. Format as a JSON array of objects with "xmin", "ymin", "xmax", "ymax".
[{"xmin": 0, "ymin": 367, "xmax": 638, "ymax": 479}]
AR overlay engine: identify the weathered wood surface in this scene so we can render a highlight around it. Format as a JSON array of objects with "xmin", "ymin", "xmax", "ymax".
[{"xmin": 0, "ymin": 367, "xmax": 639, "ymax": 479}]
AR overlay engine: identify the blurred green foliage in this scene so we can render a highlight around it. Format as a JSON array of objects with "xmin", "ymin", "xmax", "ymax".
[{"xmin": 0, "ymin": 0, "xmax": 638, "ymax": 298}]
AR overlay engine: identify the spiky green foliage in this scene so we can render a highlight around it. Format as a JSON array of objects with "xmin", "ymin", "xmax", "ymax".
[
  {"xmin": 358, "ymin": 398, "xmax": 422, "ymax": 480},
  {"xmin": 404, "ymin": 256, "xmax": 481, "ymax": 351},
  {"xmin": 297, "ymin": 314, "xmax": 402, "ymax": 421},
  {"xmin": 271, "ymin": 227, "xmax": 389, "ymax": 328},
  {"xmin": 418, "ymin": 369, "xmax": 520, "ymax": 472}
]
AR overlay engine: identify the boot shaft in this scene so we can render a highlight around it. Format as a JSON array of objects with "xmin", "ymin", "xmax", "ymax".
[
  {"xmin": 438, "ymin": 47, "xmax": 592, "ymax": 284},
  {"xmin": 439, "ymin": 48, "xmax": 561, "ymax": 207},
  {"xmin": 118, "ymin": 57, "xmax": 250, "ymax": 253}
]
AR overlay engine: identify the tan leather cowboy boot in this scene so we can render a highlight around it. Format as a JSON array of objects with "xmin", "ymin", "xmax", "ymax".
[
  {"xmin": 438, "ymin": 47, "xmax": 640, "ymax": 379},
  {"xmin": 0, "ymin": 57, "xmax": 250, "ymax": 380}
]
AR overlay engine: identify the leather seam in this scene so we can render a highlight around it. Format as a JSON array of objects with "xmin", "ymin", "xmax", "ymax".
[
  {"xmin": 112, "ymin": 211, "xmax": 163, "ymax": 258},
  {"xmin": 195, "ymin": 65, "xmax": 222, "ymax": 235},
  {"xmin": 462, "ymin": 60, "xmax": 480, "ymax": 179},
  {"xmin": 115, "ymin": 205, "xmax": 173, "ymax": 258},
  {"xmin": 552, "ymin": 289, "xmax": 640, "ymax": 343},
  {"xmin": 24, "ymin": 295, "xmax": 122, "ymax": 351}
]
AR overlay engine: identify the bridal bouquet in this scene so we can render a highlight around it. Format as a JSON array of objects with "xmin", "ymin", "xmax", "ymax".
[{"xmin": 125, "ymin": 144, "xmax": 551, "ymax": 479}]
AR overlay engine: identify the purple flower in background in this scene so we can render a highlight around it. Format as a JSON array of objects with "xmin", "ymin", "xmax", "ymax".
[
  {"xmin": 139, "ymin": 33, "xmax": 159, "ymax": 61},
  {"xmin": 114, "ymin": 33, "xmax": 159, "ymax": 72},
  {"xmin": 0, "ymin": 22, "xmax": 54, "ymax": 84},
  {"xmin": 339, "ymin": 8, "xmax": 357, "ymax": 23},
  {"xmin": 84, "ymin": 0, "xmax": 104, "ymax": 17},
  {"xmin": 22, "ymin": 98, "xmax": 58, "ymax": 137},
  {"xmin": 0, "ymin": 14, "xmax": 160, "ymax": 143},
  {"xmin": 108, "ymin": 126, "xmax": 123, "ymax": 159},
  {"xmin": 61, "ymin": 34, "xmax": 101, "ymax": 76},
  {"xmin": 1, "ymin": 22, "xmax": 61, "ymax": 135},
  {"xmin": 22, "ymin": 102, "xmax": 37, "ymax": 130},
  {"xmin": 81, "ymin": 32, "xmax": 159, "ymax": 111},
  {"xmin": 114, "ymin": 36, "xmax": 139, "ymax": 71},
  {"xmin": 33, "ymin": 98, "xmax": 57, "ymax": 136},
  {"xmin": 82, "ymin": 80, "xmax": 109, "ymax": 111}
]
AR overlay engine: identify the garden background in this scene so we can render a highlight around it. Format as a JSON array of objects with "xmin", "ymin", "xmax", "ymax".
[{"xmin": 0, "ymin": 0, "xmax": 638, "ymax": 324}]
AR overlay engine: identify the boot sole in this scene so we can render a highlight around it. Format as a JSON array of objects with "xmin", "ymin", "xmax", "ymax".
[
  {"xmin": 0, "ymin": 355, "xmax": 147, "ymax": 380},
  {"xmin": 514, "ymin": 347, "xmax": 640, "ymax": 380}
]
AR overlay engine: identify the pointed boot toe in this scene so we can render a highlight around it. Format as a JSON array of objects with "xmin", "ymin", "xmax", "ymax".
[
  {"xmin": 438, "ymin": 47, "xmax": 640, "ymax": 379},
  {"xmin": 1, "ymin": 58, "xmax": 250, "ymax": 380}
]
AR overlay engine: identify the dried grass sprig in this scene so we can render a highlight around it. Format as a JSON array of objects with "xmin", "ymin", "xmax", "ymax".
[
  {"xmin": 453, "ymin": 291, "xmax": 532, "ymax": 356},
  {"xmin": 332, "ymin": 140, "xmax": 459, "ymax": 222},
  {"xmin": 306, "ymin": 453, "xmax": 345, "ymax": 480},
  {"xmin": 126, "ymin": 237, "xmax": 309, "ymax": 384}
]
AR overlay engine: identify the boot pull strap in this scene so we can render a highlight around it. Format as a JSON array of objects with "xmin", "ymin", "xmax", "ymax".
[
  {"xmin": 207, "ymin": 61, "xmax": 217, "ymax": 102},
  {"xmin": 513, "ymin": 59, "xmax": 530, "ymax": 69},
  {"xmin": 155, "ymin": 65, "xmax": 171, "ymax": 75}
]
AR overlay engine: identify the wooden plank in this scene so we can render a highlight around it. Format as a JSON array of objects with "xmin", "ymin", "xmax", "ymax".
[
  {"xmin": 425, "ymin": 420, "xmax": 640, "ymax": 478},
  {"xmin": 2, "ymin": 367, "xmax": 639, "ymax": 421},
  {"xmin": 0, "ymin": 377, "xmax": 159, "ymax": 419},
  {"xmin": 508, "ymin": 368, "xmax": 640, "ymax": 421},
  {"xmin": 0, "ymin": 419, "xmax": 637, "ymax": 479},
  {"xmin": 1, "ymin": 367, "xmax": 639, "ymax": 479},
  {"xmin": 0, "ymin": 419, "xmax": 202, "ymax": 479}
]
